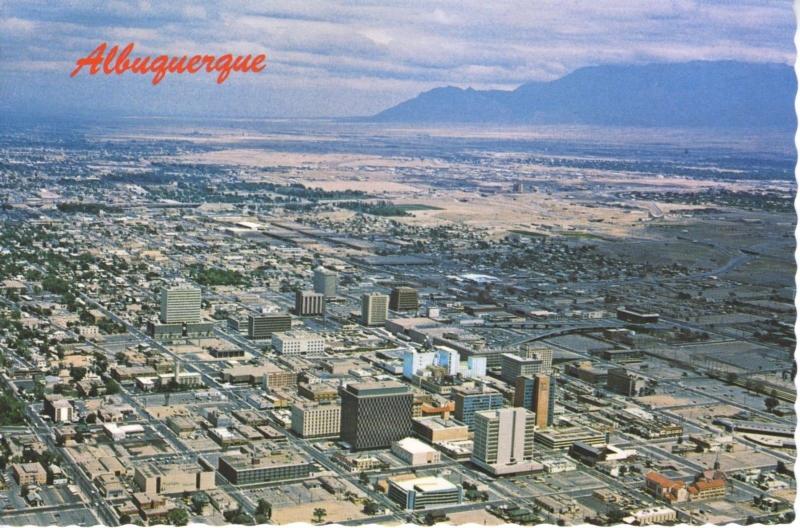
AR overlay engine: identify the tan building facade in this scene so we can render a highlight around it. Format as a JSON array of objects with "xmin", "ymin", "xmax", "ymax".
[
  {"xmin": 133, "ymin": 462, "xmax": 215, "ymax": 495},
  {"xmin": 291, "ymin": 402, "xmax": 341, "ymax": 438}
]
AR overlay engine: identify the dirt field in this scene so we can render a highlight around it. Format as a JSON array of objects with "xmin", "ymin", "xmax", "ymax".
[
  {"xmin": 270, "ymin": 499, "xmax": 368, "ymax": 524},
  {"xmin": 443, "ymin": 508, "xmax": 511, "ymax": 525},
  {"xmin": 684, "ymin": 445, "xmax": 780, "ymax": 472},
  {"xmin": 668, "ymin": 403, "xmax": 742, "ymax": 420}
]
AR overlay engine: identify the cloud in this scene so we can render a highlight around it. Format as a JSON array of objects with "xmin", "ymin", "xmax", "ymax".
[
  {"xmin": 0, "ymin": 17, "xmax": 37, "ymax": 34},
  {"xmin": 0, "ymin": 0, "xmax": 794, "ymax": 117}
]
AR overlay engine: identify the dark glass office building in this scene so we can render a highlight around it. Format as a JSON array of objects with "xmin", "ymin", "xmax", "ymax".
[{"xmin": 340, "ymin": 381, "xmax": 413, "ymax": 450}]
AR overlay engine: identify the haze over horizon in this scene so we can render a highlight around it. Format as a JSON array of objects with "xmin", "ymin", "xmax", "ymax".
[{"xmin": 0, "ymin": 1, "xmax": 795, "ymax": 119}]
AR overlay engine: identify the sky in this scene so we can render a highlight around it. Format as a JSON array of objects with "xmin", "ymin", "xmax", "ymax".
[{"xmin": 0, "ymin": 0, "xmax": 796, "ymax": 118}]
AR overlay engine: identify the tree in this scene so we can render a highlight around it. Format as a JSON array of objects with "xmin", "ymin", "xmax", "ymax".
[
  {"xmin": 607, "ymin": 509, "xmax": 626, "ymax": 524},
  {"xmin": 358, "ymin": 471, "xmax": 369, "ymax": 485},
  {"xmin": 255, "ymin": 499, "xmax": 272, "ymax": 520},
  {"xmin": 167, "ymin": 508, "xmax": 188, "ymax": 527},
  {"xmin": 70, "ymin": 366, "xmax": 87, "ymax": 382},
  {"xmin": 105, "ymin": 379, "xmax": 121, "ymax": 395},
  {"xmin": 191, "ymin": 492, "xmax": 210, "ymax": 514},
  {"xmin": 363, "ymin": 501, "xmax": 381, "ymax": 515},
  {"xmin": 230, "ymin": 511, "xmax": 253, "ymax": 525},
  {"xmin": 312, "ymin": 507, "xmax": 327, "ymax": 524},
  {"xmin": 765, "ymin": 391, "xmax": 780, "ymax": 412},
  {"xmin": 0, "ymin": 393, "xmax": 26, "ymax": 426},
  {"xmin": 118, "ymin": 513, "xmax": 132, "ymax": 524},
  {"xmin": 423, "ymin": 512, "xmax": 447, "ymax": 526}
]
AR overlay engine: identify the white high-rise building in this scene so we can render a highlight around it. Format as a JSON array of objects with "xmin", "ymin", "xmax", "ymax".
[
  {"xmin": 434, "ymin": 346, "xmax": 460, "ymax": 376},
  {"xmin": 471, "ymin": 407, "xmax": 538, "ymax": 476},
  {"xmin": 403, "ymin": 349, "xmax": 435, "ymax": 380},
  {"xmin": 160, "ymin": 285, "xmax": 202, "ymax": 324},
  {"xmin": 460, "ymin": 356, "xmax": 487, "ymax": 378}
]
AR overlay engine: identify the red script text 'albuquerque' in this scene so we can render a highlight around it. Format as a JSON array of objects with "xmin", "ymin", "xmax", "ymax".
[{"xmin": 70, "ymin": 43, "xmax": 267, "ymax": 85}]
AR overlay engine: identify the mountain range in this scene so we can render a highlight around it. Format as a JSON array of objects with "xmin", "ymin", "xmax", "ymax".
[{"xmin": 370, "ymin": 61, "xmax": 796, "ymax": 128}]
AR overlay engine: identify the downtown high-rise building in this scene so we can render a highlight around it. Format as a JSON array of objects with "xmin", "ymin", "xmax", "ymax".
[
  {"xmin": 500, "ymin": 353, "xmax": 544, "ymax": 384},
  {"xmin": 247, "ymin": 313, "xmax": 291, "ymax": 339},
  {"xmin": 514, "ymin": 374, "xmax": 555, "ymax": 428},
  {"xmin": 471, "ymin": 407, "xmax": 536, "ymax": 475},
  {"xmin": 160, "ymin": 285, "xmax": 202, "ymax": 324},
  {"xmin": 452, "ymin": 386, "xmax": 504, "ymax": 429},
  {"xmin": 389, "ymin": 286, "xmax": 419, "ymax": 312},
  {"xmin": 295, "ymin": 290, "xmax": 325, "ymax": 316},
  {"xmin": 313, "ymin": 266, "xmax": 338, "ymax": 298},
  {"xmin": 524, "ymin": 345, "xmax": 553, "ymax": 373},
  {"xmin": 403, "ymin": 349, "xmax": 436, "ymax": 380},
  {"xmin": 361, "ymin": 292, "xmax": 389, "ymax": 326},
  {"xmin": 339, "ymin": 381, "xmax": 413, "ymax": 450}
]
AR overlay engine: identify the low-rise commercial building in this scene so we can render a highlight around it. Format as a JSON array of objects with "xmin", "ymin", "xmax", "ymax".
[
  {"xmin": 623, "ymin": 506, "xmax": 677, "ymax": 525},
  {"xmin": 412, "ymin": 416, "xmax": 469, "ymax": 443},
  {"xmin": 606, "ymin": 368, "xmax": 648, "ymax": 396},
  {"xmin": 391, "ymin": 437, "xmax": 441, "ymax": 466},
  {"xmin": 565, "ymin": 361, "xmax": 608, "ymax": 385},
  {"xmin": 218, "ymin": 447, "xmax": 313, "ymax": 485},
  {"xmin": 387, "ymin": 476, "xmax": 463, "ymax": 510},
  {"xmin": 133, "ymin": 462, "xmax": 215, "ymax": 495},
  {"xmin": 11, "ymin": 462, "xmax": 47, "ymax": 486},
  {"xmin": 222, "ymin": 362, "xmax": 297, "ymax": 388},
  {"xmin": 534, "ymin": 426, "xmax": 605, "ymax": 450},
  {"xmin": 616, "ymin": 306, "xmax": 660, "ymax": 324},
  {"xmin": 272, "ymin": 330, "xmax": 325, "ymax": 355},
  {"xmin": 297, "ymin": 382, "xmax": 338, "ymax": 402}
]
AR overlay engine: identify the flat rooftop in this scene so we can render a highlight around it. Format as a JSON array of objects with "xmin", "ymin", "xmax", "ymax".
[
  {"xmin": 394, "ymin": 437, "xmax": 437, "ymax": 454},
  {"xmin": 391, "ymin": 475, "xmax": 458, "ymax": 493},
  {"xmin": 346, "ymin": 380, "xmax": 409, "ymax": 396},
  {"xmin": 220, "ymin": 448, "xmax": 309, "ymax": 469}
]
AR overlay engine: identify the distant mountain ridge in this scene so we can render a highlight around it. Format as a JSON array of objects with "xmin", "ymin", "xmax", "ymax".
[{"xmin": 371, "ymin": 61, "xmax": 796, "ymax": 128}]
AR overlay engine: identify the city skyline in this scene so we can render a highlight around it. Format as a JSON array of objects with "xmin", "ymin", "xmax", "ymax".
[{"xmin": 0, "ymin": 2, "xmax": 795, "ymax": 527}]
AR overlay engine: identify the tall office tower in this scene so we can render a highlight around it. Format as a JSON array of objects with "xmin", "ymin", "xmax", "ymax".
[
  {"xmin": 435, "ymin": 346, "xmax": 460, "ymax": 376},
  {"xmin": 340, "ymin": 381, "xmax": 413, "ymax": 450},
  {"xmin": 403, "ymin": 349, "xmax": 436, "ymax": 380},
  {"xmin": 361, "ymin": 292, "xmax": 389, "ymax": 326},
  {"xmin": 500, "ymin": 353, "xmax": 544, "ymax": 383},
  {"xmin": 471, "ymin": 407, "xmax": 536, "ymax": 475},
  {"xmin": 160, "ymin": 285, "xmax": 202, "ymax": 324},
  {"xmin": 295, "ymin": 290, "xmax": 325, "ymax": 316},
  {"xmin": 524, "ymin": 345, "xmax": 553, "ymax": 373},
  {"xmin": 247, "ymin": 313, "xmax": 291, "ymax": 339},
  {"xmin": 514, "ymin": 374, "xmax": 555, "ymax": 428},
  {"xmin": 463, "ymin": 356, "xmax": 487, "ymax": 378},
  {"xmin": 452, "ymin": 386, "xmax": 504, "ymax": 429},
  {"xmin": 389, "ymin": 286, "xmax": 419, "ymax": 312},
  {"xmin": 313, "ymin": 266, "xmax": 338, "ymax": 298}
]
